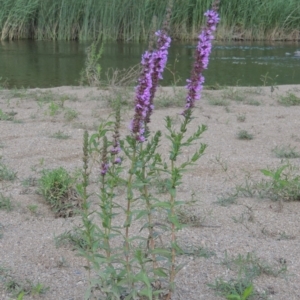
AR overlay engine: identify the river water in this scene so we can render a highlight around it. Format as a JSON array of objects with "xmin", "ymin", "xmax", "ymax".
[{"xmin": 1, "ymin": 40, "xmax": 300, "ymax": 88}]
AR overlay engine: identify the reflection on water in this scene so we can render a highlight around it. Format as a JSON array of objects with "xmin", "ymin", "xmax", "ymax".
[{"xmin": 0, "ymin": 40, "xmax": 300, "ymax": 88}]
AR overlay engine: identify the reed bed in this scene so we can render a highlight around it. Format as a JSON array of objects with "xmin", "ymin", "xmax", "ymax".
[{"xmin": 0, "ymin": 0, "xmax": 300, "ymax": 41}]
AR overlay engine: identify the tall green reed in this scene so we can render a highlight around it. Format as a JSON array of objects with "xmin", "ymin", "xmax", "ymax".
[{"xmin": 0, "ymin": 0, "xmax": 299, "ymax": 41}]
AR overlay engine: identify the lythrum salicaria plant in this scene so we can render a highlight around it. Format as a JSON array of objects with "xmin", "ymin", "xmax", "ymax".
[{"xmin": 78, "ymin": 1, "xmax": 220, "ymax": 299}]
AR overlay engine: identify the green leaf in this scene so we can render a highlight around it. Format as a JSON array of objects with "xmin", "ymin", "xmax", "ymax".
[
  {"xmin": 151, "ymin": 248, "xmax": 171, "ymax": 258},
  {"xmin": 153, "ymin": 267, "xmax": 168, "ymax": 278},
  {"xmin": 168, "ymin": 214, "xmax": 183, "ymax": 229},
  {"xmin": 226, "ymin": 294, "xmax": 241, "ymax": 300},
  {"xmin": 152, "ymin": 201, "xmax": 171, "ymax": 209},
  {"xmin": 260, "ymin": 169, "xmax": 273, "ymax": 177},
  {"xmin": 242, "ymin": 285, "xmax": 253, "ymax": 299}
]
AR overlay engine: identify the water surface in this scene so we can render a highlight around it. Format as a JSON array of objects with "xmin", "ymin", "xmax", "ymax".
[{"xmin": 1, "ymin": 40, "xmax": 300, "ymax": 88}]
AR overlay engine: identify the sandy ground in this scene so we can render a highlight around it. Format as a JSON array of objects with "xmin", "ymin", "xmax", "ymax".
[{"xmin": 0, "ymin": 85, "xmax": 300, "ymax": 300}]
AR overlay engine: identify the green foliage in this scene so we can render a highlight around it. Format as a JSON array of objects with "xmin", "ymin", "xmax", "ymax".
[
  {"xmin": 38, "ymin": 167, "xmax": 82, "ymax": 217},
  {"xmin": 64, "ymin": 108, "xmax": 79, "ymax": 121},
  {"xmin": 209, "ymin": 279, "xmax": 255, "ymax": 300},
  {"xmin": 80, "ymin": 41, "xmax": 103, "ymax": 87},
  {"xmin": 27, "ymin": 204, "xmax": 38, "ymax": 214},
  {"xmin": 260, "ymin": 164, "xmax": 300, "ymax": 201},
  {"xmin": 46, "ymin": 101, "xmax": 61, "ymax": 116},
  {"xmin": 208, "ymin": 97, "xmax": 230, "ymax": 106},
  {"xmin": 0, "ymin": 109, "xmax": 14, "ymax": 121},
  {"xmin": 236, "ymin": 114, "xmax": 246, "ymax": 122},
  {"xmin": 50, "ymin": 130, "xmax": 71, "ymax": 140},
  {"xmin": 0, "ymin": 193, "xmax": 12, "ymax": 211},
  {"xmin": 209, "ymin": 251, "xmax": 286, "ymax": 299},
  {"xmin": 4, "ymin": 276, "xmax": 48, "ymax": 298},
  {"xmin": 278, "ymin": 92, "xmax": 300, "ymax": 106},
  {"xmin": 272, "ymin": 145, "xmax": 300, "ymax": 158},
  {"xmin": 0, "ymin": 161, "xmax": 17, "ymax": 181},
  {"xmin": 236, "ymin": 130, "xmax": 253, "ymax": 140},
  {"xmin": 54, "ymin": 228, "xmax": 88, "ymax": 250},
  {"xmin": 1, "ymin": 0, "xmax": 300, "ymax": 41},
  {"xmin": 76, "ymin": 95, "xmax": 207, "ymax": 299}
]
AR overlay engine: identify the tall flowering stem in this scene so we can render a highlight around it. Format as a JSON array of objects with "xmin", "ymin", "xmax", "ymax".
[
  {"xmin": 183, "ymin": 2, "xmax": 220, "ymax": 115},
  {"xmin": 145, "ymin": 30, "xmax": 171, "ymax": 125},
  {"xmin": 131, "ymin": 25, "xmax": 171, "ymax": 141},
  {"xmin": 166, "ymin": 3, "xmax": 220, "ymax": 300}
]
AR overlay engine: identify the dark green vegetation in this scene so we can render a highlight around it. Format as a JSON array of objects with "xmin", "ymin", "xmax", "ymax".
[
  {"xmin": 0, "ymin": 0, "xmax": 299, "ymax": 41},
  {"xmin": 38, "ymin": 167, "xmax": 82, "ymax": 217}
]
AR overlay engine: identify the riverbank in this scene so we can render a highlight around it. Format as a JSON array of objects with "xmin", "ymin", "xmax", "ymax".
[
  {"xmin": 1, "ymin": 0, "xmax": 300, "ymax": 41},
  {"xmin": 0, "ymin": 85, "xmax": 300, "ymax": 299}
]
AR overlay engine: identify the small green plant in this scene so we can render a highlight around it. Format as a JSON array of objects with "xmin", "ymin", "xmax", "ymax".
[
  {"xmin": 0, "ymin": 109, "xmax": 13, "ymax": 121},
  {"xmin": 46, "ymin": 101, "xmax": 61, "ymax": 116},
  {"xmin": 236, "ymin": 130, "xmax": 253, "ymax": 140},
  {"xmin": 215, "ymin": 194, "xmax": 237, "ymax": 206},
  {"xmin": 243, "ymin": 99, "xmax": 260, "ymax": 106},
  {"xmin": 278, "ymin": 92, "xmax": 300, "ymax": 106},
  {"xmin": 208, "ymin": 97, "xmax": 230, "ymax": 106},
  {"xmin": 176, "ymin": 206, "xmax": 204, "ymax": 227},
  {"xmin": 30, "ymin": 282, "xmax": 49, "ymax": 296},
  {"xmin": 50, "ymin": 131, "xmax": 71, "ymax": 139},
  {"xmin": 0, "ymin": 161, "xmax": 17, "ymax": 181},
  {"xmin": 260, "ymin": 164, "xmax": 300, "ymax": 201},
  {"xmin": 209, "ymin": 279, "xmax": 255, "ymax": 300},
  {"xmin": 272, "ymin": 145, "xmax": 300, "ymax": 158},
  {"xmin": 80, "ymin": 41, "xmax": 104, "ymax": 87},
  {"xmin": 260, "ymin": 72, "xmax": 278, "ymax": 95},
  {"xmin": 178, "ymin": 244, "xmax": 215, "ymax": 258},
  {"xmin": 236, "ymin": 114, "xmax": 246, "ymax": 122},
  {"xmin": 5, "ymin": 278, "xmax": 48, "ymax": 298},
  {"xmin": 54, "ymin": 228, "xmax": 88, "ymax": 250},
  {"xmin": 38, "ymin": 167, "xmax": 81, "ymax": 217},
  {"xmin": 0, "ymin": 193, "xmax": 12, "ymax": 211},
  {"xmin": 64, "ymin": 108, "xmax": 79, "ymax": 121},
  {"xmin": 222, "ymin": 87, "xmax": 244, "ymax": 102},
  {"xmin": 222, "ymin": 252, "xmax": 287, "ymax": 279},
  {"xmin": 27, "ymin": 204, "xmax": 38, "ymax": 214}
]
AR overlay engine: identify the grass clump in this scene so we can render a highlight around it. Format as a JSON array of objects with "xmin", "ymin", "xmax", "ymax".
[
  {"xmin": 209, "ymin": 278, "xmax": 255, "ymax": 300},
  {"xmin": 64, "ymin": 109, "xmax": 79, "ymax": 121},
  {"xmin": 38, "ymin": 167, "xmax": 81, "ymax": 217},
  {"xmin": 222, "ymin": 88, "xmax": 244, "ymax": 102},
  {"xmin": 236, "ymin": 130, "xmax": 253, "ymax": 140},
  {"xmin": 215, "ymin": 194, "xmax": 238, "ymax": 207},
  {"xmin": 54, "ymin": 228, "xmax": 88, "ymax": 250},
  {"xmin": 260, "ymin": 164, "xmax": 300, "ymax": 202},
  {"xmin": 0, "ymin": 193, "xmax": 12, "ymax": 211},
  {"xmin": 0, "ymin": 161, "xmax": 17, "ymax": 181},
  {"xmin": 272, "ymin": 145, "xmax": 300, "ymax": 158},
  {"xmin": 236, "ymin": 114, "xmax": 246, "ymax": 122},
  {"xmin": 208, "ymin": 97, "xmax": 230, "ymax": 106},
  {"xmin": 50, "ymin": 131, "xmax": 71, "ymax": 140},
  {"xmin": 278, "ymin": 92, "xmax": 300, "ymax": 106},
  {"xmin": 80, "ymin": 41, "xmax": 103, "ymax": 87},
  {"xmin": 209, "ymin": 251, "xmax": 286, "ymax": 299},
  {"xmin": 5, "ymin": 278, "xmax": 48, "ymax": 299},
  {"xmin": 235, "ymin": 164, "xmax": 300, "ymax": 202},
  {"xmin": 0, "ymin": 109, "xmax": 14, "ymax": 121}
]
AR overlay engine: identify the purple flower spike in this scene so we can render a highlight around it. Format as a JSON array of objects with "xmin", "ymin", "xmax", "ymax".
[
  {"xmin": 130, "ymin": 28, "xmax": 171, "ymax": 141},
  {"xmin": 145, "ymin": 30, "xmax": 171, "ymax": 124},
  {"xmin": 183, "ymin": 8, "xmax": 220, "ymax": 114},
  {"xmin": 111, "ymin": 144, "xmax": 121, "ymax": 155},
  {"xmin": 130, "ymin": 51, "xmax": 154, "ymax": 142},
  {"xmin": 114, "ymin": 157, "xmax": 122, "ymax": 164},
  {"xmin": 101, "ymin": 163, "xmax": 109, "ymax": 176}
]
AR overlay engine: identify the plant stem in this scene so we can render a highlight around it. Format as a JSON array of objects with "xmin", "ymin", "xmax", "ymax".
[{"xmin": 124, "ymin": 140, "xmax": 137, "ymax": 285}]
